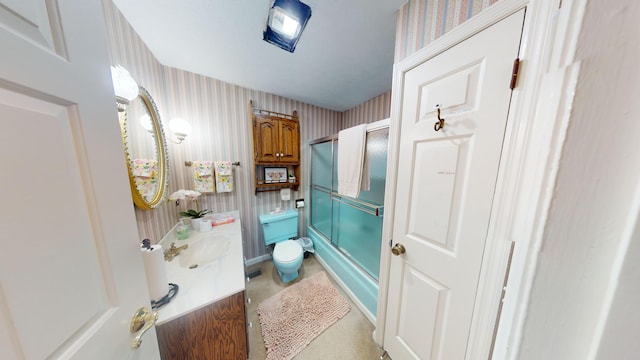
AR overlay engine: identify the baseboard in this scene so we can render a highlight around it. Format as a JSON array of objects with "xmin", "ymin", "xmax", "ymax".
[{"xmin": 245, "ymin": 254, "xmax": 271, "ymax": 267}]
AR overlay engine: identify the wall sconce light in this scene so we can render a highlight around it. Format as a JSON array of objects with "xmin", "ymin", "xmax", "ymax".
[
  {"xmin": 168, "ymin": 118, "xmax": 192, "ymax": 144},
  {"xmin": 110, "ymin": 65, "xmax": 139, "ymax": 105},
  {"xmin": 263, "ymin": 0, "xmax": 312, "ymax": 53},
  {"xmin": 139, "ymin": 114, "xmax": 154, "ymax": 134}
]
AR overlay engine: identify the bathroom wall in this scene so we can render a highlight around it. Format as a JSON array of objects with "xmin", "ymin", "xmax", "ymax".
[
  {"xmin": 516, "ymin": 0, "xmax": 640, "ymax": 357},
  {"xmin": 394, "ymin": 0, "xmax": 502, "ymax": 62},
  {"xmin": 390, "ymin": 0, "xmax": 640, "ymax": 357},
  {"xmin": 103, "ymin": 0, "xmax": 175, "ymax": 240},
  {"xmin": 339, "ymin": 91, "xmax": 392, "ymax": 130},
  {"xmin": 103, "ymin": 1, "xmax": 341, "ymax": 259}
]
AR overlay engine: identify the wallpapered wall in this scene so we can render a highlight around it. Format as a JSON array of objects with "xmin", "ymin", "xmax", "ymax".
[
  {"xmin": 340, "ymin": 92, "xmax": 392, "ymax": 130},
  {"xmin": 394, "ymin": 0, "xmax": 501, "ymax": 62},
  {"xmin": 102, "ymin": 0, "xmax": 390, "ymax": 260}
]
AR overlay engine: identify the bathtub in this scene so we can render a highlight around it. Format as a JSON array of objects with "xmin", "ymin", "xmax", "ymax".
[{"xmin": 306, "ymin": 226, "xmax": 378, "ymax": 323}]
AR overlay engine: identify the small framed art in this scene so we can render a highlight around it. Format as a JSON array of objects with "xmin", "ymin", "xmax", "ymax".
[{"xmin": 264, "ymin": 167, "xmax": 287, "ymax": 183}]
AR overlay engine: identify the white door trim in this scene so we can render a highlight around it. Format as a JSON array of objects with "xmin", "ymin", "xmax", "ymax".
[{"xmin": 376, "ymin": 0, "xmax": 584, "ymax": 358}]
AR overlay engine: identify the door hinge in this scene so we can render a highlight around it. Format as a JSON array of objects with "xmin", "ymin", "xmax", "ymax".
[{"xmin": 510, "ymin": 58, "xmax": 520, "ymax": 90}]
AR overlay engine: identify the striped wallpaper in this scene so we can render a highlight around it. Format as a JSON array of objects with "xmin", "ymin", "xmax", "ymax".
[
  {"xmin": 394, "ymin": 0, "xmax": 502, "ymax": 62},
  {"xmin": 340, "ymin": 91, "xmax": 392, "ymax": 130},
  {"xmin": 103, "ymin": 0, "xmax": 389, "ymax": 260}
]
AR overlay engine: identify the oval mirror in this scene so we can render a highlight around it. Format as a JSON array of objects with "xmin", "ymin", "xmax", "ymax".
[{"xmin": 118, "ymin": 86, "xmax": 169, "ymax": 210}]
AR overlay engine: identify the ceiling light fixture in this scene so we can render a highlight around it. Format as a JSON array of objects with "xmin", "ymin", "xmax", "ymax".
[{"xmin": 263, "ymin": 0, "xmax": 312, "ymax": 53}]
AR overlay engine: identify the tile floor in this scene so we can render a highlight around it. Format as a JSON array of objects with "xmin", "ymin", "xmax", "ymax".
[{"xmin": 245, "ymin": 254, "xmax": 388, "ymax": 359}]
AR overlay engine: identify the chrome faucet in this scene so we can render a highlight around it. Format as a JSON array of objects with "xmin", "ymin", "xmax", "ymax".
[{"xmin": 164, "ymin": 242, "xmax": 188, "ymax": 261}]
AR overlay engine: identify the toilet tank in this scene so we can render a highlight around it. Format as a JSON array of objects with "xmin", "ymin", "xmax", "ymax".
[{"xmin": 259, "ymin": 209, "xmax": 299, "ymax": 245}]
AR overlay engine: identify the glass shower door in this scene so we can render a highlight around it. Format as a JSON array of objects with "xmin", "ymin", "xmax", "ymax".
[
  {"xmin": 310, "ymin": 140, "xmax": 333, "ymax": 240},
  {"xmin": 309, "ymin": 127, "xmax": 389, "ymax": 282},
  {"xmin": 331, "ymin": 196, "xmax": 383, "ymax": 280},
  {"xmin": 332, "ymin": 128, "xmax": 388, "ymax": 280}
]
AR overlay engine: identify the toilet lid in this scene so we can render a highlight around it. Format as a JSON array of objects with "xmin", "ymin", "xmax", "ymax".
[{"xmin": 273, "ymin": 240, "xmax": 302, "ymax": 263}]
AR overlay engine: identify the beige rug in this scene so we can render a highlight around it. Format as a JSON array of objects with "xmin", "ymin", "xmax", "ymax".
[{"xmin": 257, "ymin": 271, "xmax": 351, "ymax": 360}]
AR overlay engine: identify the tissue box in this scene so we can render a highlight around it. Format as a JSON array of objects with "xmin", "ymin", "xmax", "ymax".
[
  {"xmin": 210, "ymin": 211, "xmax": 238, "ymax": 226},
  {"xmin": 212, "ymin": 212, "xmax": 235, "ymax": 226}
]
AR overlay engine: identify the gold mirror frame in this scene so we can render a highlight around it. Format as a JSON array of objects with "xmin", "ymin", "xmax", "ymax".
[{"xmin": 117, "ymin": 86, "xmax": 169, "ymax": 210}]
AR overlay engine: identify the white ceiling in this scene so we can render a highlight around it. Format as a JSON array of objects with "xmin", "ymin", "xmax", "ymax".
[{"xmin": 112, "ymin": 0, "xmax": 405, "ymax": 112}]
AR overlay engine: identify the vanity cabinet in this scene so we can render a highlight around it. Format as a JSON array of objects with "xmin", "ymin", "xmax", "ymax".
[
  {"xmin": 156, "ymin": 291, "xmax": 248, "ymax": 359},
  {"xmin": 250, "ymin": 101, "xmax": 301, "ymax": 194}
]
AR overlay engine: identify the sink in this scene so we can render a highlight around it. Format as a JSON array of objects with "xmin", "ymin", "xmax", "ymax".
[{"xmin": 178, "ymin": 235, "xmax": 231, "ymax": 268}]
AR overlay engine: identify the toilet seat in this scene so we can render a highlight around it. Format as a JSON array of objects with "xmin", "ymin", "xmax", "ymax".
[{"xmin": 273, "ymin": 240, "xmax": 302, "ymax": 264}]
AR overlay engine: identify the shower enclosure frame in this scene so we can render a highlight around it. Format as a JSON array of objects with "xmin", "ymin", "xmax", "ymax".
[{"xmin": 305, "ymin": 119, "xmax": 389, "ymax": 322}]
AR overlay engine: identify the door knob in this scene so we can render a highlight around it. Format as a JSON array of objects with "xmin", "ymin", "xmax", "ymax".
[
  {"xmin": 391, "ymin": 243, "xmax": 406, "ymax": 256},
  {"xmin": 130, "ymin": 307, "xmax": 158, "ymax": 349}
]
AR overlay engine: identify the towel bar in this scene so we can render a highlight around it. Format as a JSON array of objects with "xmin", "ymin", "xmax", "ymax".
[
  {"xmin": 330, "ymin": 193, "xmax": 384, "ymax": 217},
  {"xmin": 184, "ymin": 161, "xmax": 240, "ymax": 167}
]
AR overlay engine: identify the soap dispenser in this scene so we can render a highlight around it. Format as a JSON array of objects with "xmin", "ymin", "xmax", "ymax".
[{"xmin": 176, "ymin": 219, "xmax": 189, "ymax": 240}]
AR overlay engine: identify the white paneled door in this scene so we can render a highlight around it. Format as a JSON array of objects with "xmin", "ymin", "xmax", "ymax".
[
  {"xmin": 0, "ymin": 1, "xmax": 160, "ymax": 359},
  {"xmin": 384, "ymin": 10, "xmax": 525, "ymax": 359}
]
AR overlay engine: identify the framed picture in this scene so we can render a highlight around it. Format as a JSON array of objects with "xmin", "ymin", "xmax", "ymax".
[{"xmin": 265, "ymin": 167, "xmax": 287, "ymax": 183}]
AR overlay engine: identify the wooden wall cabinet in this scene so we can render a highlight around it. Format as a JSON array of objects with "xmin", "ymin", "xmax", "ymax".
[
  {"xmin": 254, "ymin": 116, "xmax": 299, "ymax": 164},
  {"xmin": 250, "ymin": 101, "xmax": 301, "ymax": 194},
  {"xmin": 156, "ymin": 291, "xmax": 248, "ymax": 360}
]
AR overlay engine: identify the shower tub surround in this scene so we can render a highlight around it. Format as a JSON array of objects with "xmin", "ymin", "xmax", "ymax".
[
  {"xmin": 307, "ymin": 123, "xmax": 389, "ymax": 322},
  {"xmin": 154, "ymin": 211, "xmax": 248, "ymax": 359}
]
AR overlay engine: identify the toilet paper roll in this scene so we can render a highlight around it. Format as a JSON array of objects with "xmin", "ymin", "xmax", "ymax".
[
  {"xmin": 198, "ymin": 218, "xmax": 212, "ymax": 232},
  {"xmin": 280, "ymin": 188, "xmax": 291, "ymax": 201},
  {"xmin": 141, "ymin": 245, "xmax": 170, "ymax": 301}
]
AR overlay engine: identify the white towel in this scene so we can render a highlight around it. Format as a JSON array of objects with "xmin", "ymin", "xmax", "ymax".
[
  {"xmin": 361, "ymin": 139, "xmax": 370, "ymax": 192},
  {"xmin": 337, "ymin": 124, "xmax": 367, "ymax": 198}
]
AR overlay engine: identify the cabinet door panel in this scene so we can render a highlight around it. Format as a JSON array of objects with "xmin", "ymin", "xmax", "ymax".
[
  {"xmin": 279, "ymin": 119, "xmax": 300, "ymax": 163},
  {"xmin": 156, "ymin": 291, "xmax": 247, "ymax": 360},
  {"xmin": 255, "ymin": 118, "xmax": 278, "ymax": 163}
]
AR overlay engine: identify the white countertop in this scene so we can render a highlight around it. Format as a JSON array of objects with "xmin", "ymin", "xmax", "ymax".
[{"xmin": 156, "ymin": 212, "xmax": 245, "ymax": 325}]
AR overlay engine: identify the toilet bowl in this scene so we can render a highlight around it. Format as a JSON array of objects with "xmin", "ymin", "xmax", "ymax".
[
  {"xmin": 272, "ymin": 240, "xmax": 303, "ymax": 283},
  {"xmin": 259, "ymin": 209, "xmax": 303, "ymax": 283}
]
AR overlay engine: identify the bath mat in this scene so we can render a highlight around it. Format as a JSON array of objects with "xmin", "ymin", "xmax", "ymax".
[{"xmin": 257, "ymin": 271, "xmax": 351, "ymax": 360}]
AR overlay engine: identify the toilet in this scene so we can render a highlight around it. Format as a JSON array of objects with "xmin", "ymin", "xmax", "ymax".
[{"xmin": 259, "ymin": 209, "xmax": 303, "ymax": 283}]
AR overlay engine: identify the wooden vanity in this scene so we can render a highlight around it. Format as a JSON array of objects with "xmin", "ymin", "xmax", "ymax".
[
  {"xmin": 155, "ymin": 291, "xmax": 247, "ymax": 359},
  {"xmin": 155, "ymin": 212, "xmax": 248, "ymax": 359}
]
